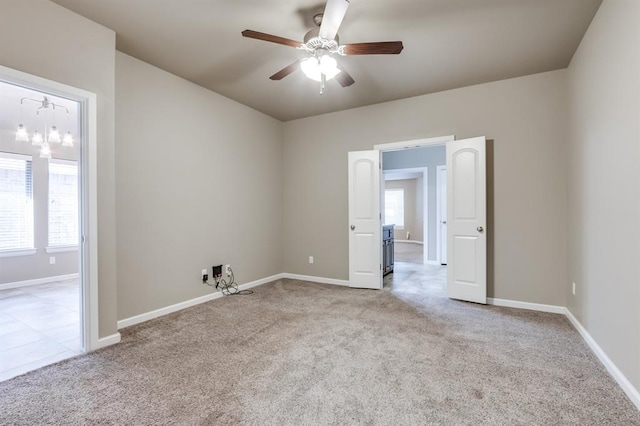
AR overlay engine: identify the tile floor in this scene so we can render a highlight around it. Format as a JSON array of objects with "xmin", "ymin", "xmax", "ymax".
[
  {"xmin": 385, "ymin": 242, "xmax": 447, "ymax": 294},
  {"xmin": 0, "ymin": 279, "xmax": 82, "ymax": 381}
]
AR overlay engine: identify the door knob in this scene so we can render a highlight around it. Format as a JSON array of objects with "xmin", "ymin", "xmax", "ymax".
[
  {"xmin": 477, "ymin": 226, "xmax": 484, "ymax": 232},
  {"xmin": 350, "ymin": 225, "xmax": 355, "ymax": 230},
  {"xmin": 442, "ymin": 221, "xmax": 447, "ymax": 224}
]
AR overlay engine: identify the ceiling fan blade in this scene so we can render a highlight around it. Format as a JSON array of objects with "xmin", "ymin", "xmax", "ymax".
[
  {"xmin": 342, "ymin": 41, "xmax": 404, "ymax": 55},
  {"xmin": 335, "ymin": 65, "xmax": 355, "ymax": 87},
  {"xmin": 242, "ymin": 30, "xmax": 303, "ymax": 48},
  {"xmin": 319, "ymin": 0, "xmax": 350, "ymax": 41},
  {"xmin": 269, "ymin": 60, "xmax": 302, "ymax": 80}
]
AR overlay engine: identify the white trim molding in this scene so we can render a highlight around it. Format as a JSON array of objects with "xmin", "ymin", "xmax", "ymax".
[
  {"xmin": 0, "ymin": 273, "xmax": 79, "ymax": 291},
  {"xmin": 564, "ymin": 308, "xmax": 640, "ymax": 410},
  {"xmin": 46, "ymin": 245, "xmax": 79, "ymax": 254},
  {"xmin": 0, "ymin": 65, "xmax": 101, "ymax": 356},
  {"xmin": 282, "ymin": 273, "xmax": 350, "ymax": 287},
  {"xmin": 0, "ymin": 249, "xmax": 37, "ymax": 258},
  {"xmin": 374, "ymin": 135, "xmax": 455, "ymax": 151},
  {"xmin": 92, "ymin": 333, "xmax": 121, "ymax": 351},
  {"xmin": 487, "ymin": 297, "xmax": 566, "ymax": 314},
  {"xmin": 117, "ymin": 274, "xmax": 286, "ymax": 329}
]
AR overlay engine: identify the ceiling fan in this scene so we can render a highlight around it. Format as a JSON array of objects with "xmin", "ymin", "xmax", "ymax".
[{"xmin": 242, "ymin": 0, "xmax": 404, "ymax": 94}]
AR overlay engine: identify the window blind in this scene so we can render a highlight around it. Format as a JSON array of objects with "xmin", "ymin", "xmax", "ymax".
[
  {"xmin": 48, "ymin": 159, "xmax": 79, "ymax": 247},
  {"xmin": 0, "ymin": 153, "xmax": 34, "ymax": 251},
  {"xmin": 384, "ymin": 188, "xmax": 405, "ymax": 227}
]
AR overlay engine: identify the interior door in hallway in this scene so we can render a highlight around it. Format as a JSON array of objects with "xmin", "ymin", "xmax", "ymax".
[
  {"xmin": 446, "ymin": 137, "xmax": 487, "ymax": 304},
  {"xmin": 348, "ymin": 150, "xmax": 382, "ymax": 289}
]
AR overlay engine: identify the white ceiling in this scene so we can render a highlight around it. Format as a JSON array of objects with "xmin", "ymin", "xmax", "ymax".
[{"xmin": 51, "ymin": 0, "xmax": 601, "ymax": 122}]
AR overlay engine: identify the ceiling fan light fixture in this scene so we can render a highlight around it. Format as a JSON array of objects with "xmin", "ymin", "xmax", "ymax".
[{"xmin": 301, "ymin": 55, "xmax": 341, "ymax": 82}]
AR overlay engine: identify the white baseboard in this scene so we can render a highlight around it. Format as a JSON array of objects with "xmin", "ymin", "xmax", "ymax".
[
  {"xmin": 282, "ymin": 273, "xmax": 350, "ymax": 287},
  {"xmin": 91, "ymin": 332, "xmax": 121, "ymax": 351},
  {"xmin": 564, "ymin": 308, "xmax": 640, "ymax": 410},
  {"xmin": 394, "ymin": 240, "xmax": 424, "ymax": 245},
  {"xmin": 0, "ymin": 273, "xmax": 79, "ymax": 291},
  {"xmin": 487, "ymin": 297, "xmax": 566, "ymax": 314},
  {"xmin": 487, "ymin": 297, "xmax": 639, "ymax": 409},
  {"xmin": 112, "ymin": 272, "xmax": 639, "ymax": 410},
  {"xmin": 117, "ymin": 273, "xmax": 285, "ymax": 329}
]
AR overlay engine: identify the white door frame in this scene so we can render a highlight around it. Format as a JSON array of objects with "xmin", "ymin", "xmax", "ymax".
[
  {"xmin": 0, "ymin": 65, "xmax": 100, "ymax": 351},
  {"xmin": 375, "ymin": 135, "xmax": 455, "ymax": 265},
  {"xmin": 383, "ymin": 167, "xmax": 429, "ymax": 263},
  {"xmin": 436, "ymin": 165, "xmax": 447, "ymax": 265}
]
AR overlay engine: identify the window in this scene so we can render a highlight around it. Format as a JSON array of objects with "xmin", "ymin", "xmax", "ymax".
[
  {"xmin": 384, "ymin": 189, "xmax": 404, "ymax": 228},
  {"xmin": 48, "ymin": 159, "xmax": 78, "ymax": 248},
  {"xmin": 0, "ymin": 153, "xmax": 34, "ymax": 252}
]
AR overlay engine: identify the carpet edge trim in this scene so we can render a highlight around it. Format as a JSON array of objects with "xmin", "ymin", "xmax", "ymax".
[
  {"xmin": 564, "ymin": 308, "xmax": 640, "ymax": 410},
  {"xmin": 116, "ymin": 273, "xmax": 286, "ymax": 330}
]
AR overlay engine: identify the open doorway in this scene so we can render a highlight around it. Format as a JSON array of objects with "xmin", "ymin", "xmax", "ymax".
[
  {"xmin": 0, "ymin": 76, "xmax": 87, "ymax": 381},
  {"xmin": 349, "ymin": 135, "xmax": 487, "ymax": 303},
  {"xmin": 381, "ymin": 145, "xmax": 447, "ymax": 295}
]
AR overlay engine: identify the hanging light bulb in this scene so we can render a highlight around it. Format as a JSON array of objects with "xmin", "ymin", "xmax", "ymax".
[
  {"xmin": 32, "ymin": 130, "xmax": 44, "ymax": 146},
  {"xmin": 40, "ymin": 141, "xmax": 52, "ymax": 159},
  {"xmin": 62, "ymin": 131, "xmax": 74, "ymax": 147},
  {"xmin": 300, "ymin": 55, "xmax": 341, "ymax": 82},
  {"xmin": 301, "ymin": 57, "xmax": 321, "ymax": 81},
  {"xmin": 319, "ymin": 55, "xmax": 340, "ymax": 80},
  {"xmin": 63, "ymin": 110, "xmax": 73, "ymax": 147},
  {"xmin": 16, "ymin": 124, "xmax": 29, "ymax": 142},
  {"xmin": 49, "ymin": 125, "xmax": 61, "ymax": 143}
]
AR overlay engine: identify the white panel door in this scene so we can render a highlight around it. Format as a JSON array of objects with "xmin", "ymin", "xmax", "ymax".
[
  {"xmin": 446, "ymin": 137, "xmax": 486, "ymax": 303},
  {"xmin": 348, "ymin": 150, "xmax": 382, "ymax": 289}
]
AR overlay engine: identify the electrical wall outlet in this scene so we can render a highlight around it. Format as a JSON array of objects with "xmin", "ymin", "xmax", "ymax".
[
  {"xmin": 309, "ymin": 256, "xmax": 314, "ymax": 264},
  {"xmin": 49, "ymin": 256, "xmax": 55, "ymax": 265},
  {"xmin": 225, "ymin": 264, "xmax": 232, "ymax": 275},
  {"xmin": 202, "ymin": 269, "xmax": 208, "ymax": 283},
  {"xmin": 213, "ymin": 265, "xmax": 222, "ymax": 277},
  {"xmin": 572, "ymin": 282, "xmax": 576, "ymax": 296}
]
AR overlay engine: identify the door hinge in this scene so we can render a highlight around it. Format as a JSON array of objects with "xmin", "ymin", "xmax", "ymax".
[{"xmin": 380, "ymin": 264, "xmax": 382, "ymax": 270}]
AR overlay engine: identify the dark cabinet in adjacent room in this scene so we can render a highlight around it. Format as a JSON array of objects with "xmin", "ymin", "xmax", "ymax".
[{"xmin": 383, "ymin": 224, "xmax": 394, "ymax": 276}]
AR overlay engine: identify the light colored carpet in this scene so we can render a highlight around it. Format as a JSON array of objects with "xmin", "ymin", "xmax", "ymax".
[
  {"xmin": 0, "ymin": 277, "xmax": 638, "ymax": 425},
  {"xmin": 394, "ymin": 241, "xmax": 424, "ymax": 264}
]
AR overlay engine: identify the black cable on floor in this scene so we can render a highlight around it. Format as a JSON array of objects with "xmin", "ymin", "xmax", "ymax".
[{"xmin": 204, "ymin": 268, "xmax": 253, "ymax": 296}]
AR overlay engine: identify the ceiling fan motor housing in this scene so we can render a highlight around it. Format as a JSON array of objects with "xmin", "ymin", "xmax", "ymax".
[{"xmin": 304, "ymin": 28, "xmax": 340, "ymax": 52}]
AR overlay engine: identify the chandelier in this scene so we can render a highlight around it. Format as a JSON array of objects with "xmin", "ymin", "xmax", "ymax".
[{"xmin": 15, "ymin": 96, "xmax": 74, "ymax": 159}]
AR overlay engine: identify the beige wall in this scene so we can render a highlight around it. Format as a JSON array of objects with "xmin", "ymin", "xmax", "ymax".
[
  {"xmin": 384, "ymin": 179, "xmax": 422, "ymax": 242},
  {"xmin": 283, "ymin": 70, "xmax": 569, "ymax": 305},
  {"xmin": 115, "ymin": 53, "xmax": 283, "ymax": 320},
  {"xmin": 567, "ymin": 0, "xmax": 640, "ymax": 390},
  {"xmin": 0, "ymin": 0, "xmax": 117, "ymax": 338}
]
